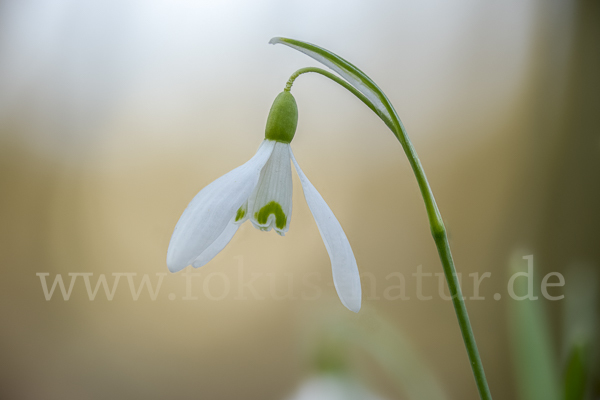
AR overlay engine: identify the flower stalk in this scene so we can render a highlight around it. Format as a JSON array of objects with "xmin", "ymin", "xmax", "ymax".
[{"xmin": 275, "ymin": 39, "xmax": 492, "ymax": 400}]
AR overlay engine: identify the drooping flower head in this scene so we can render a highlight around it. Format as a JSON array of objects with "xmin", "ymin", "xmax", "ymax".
[{"xmin": 167, "ymin": 90, "xmax": 361, "ymax": 312}]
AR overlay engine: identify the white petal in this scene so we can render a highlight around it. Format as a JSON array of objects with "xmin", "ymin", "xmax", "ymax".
[
  {"xmin": 290, "ymin": 148, "xmax": 362, "ymax": 312},
  {"xmin": 286, "ymin": 376, "xmax": 387, "ymax": 400},
  {"xmin": 192, "ymin": 222, "xmax": 239, "ymax": 268},
  {"xmin": 167, "ymin": 140, "xmax": 275, "ymax": 272},
  {"xmin": 247, "ymin": 142, "xmax": 293, "ymax": 235}
]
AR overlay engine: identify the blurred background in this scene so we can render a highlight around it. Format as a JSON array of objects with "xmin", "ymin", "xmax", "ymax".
[{"xmin": 1, "ymin": 0, "xmax": 599, "ymax": 399}]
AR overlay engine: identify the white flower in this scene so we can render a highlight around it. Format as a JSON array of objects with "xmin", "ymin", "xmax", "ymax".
[
  {"xmin": 285, "ymin": 375, "xmax": 387, "ymax": 400},
  {"xmin": 167, "ymin": 91, "xmax": 361, "ymax": 312}
]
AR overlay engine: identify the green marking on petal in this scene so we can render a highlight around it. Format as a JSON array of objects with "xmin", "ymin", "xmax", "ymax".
[
  {"xmin": 254, "ymin": 201, "xmax": 287, "ymax": 230},
  {"xmin": 235, "ymin": 207, "xmax": 246, "ymax": 222}
]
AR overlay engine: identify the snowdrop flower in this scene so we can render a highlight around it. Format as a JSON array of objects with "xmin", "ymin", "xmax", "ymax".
[
  {"xmin": 167, "ymin": 91, "xmax": 361, "ymax": 312},
  {"xmin": 285, "ymin": 375, "xmax": 387, "ymax": 400}
]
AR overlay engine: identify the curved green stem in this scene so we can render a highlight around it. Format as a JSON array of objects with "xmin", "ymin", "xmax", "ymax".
[
  {"xmin": 287, "ymin": 68, "xmax": 492, "ymax": 400},
  {"xmin": 285, "ymin": 67, "xmax": 398, "ymax": 133}
]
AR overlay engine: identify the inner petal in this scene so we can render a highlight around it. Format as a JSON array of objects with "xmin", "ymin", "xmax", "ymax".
[
  {"xmin": 255, "ymin": 201, "xmax": 287, "ymax": 229},
  {"xmin": 247, "ymin": 141, "xmax": 293, "ymax": 235}
]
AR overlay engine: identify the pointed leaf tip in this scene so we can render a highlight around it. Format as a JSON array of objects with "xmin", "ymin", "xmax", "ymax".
[{"xmin": 268, "ymin": 37, "xmax": 395, "ymax": 129}]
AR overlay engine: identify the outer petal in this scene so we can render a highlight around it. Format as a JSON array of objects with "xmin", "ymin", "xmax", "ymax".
[
  {"xmin": 290, "ymin": 148, "xmax": 362, "ymax": 312},
  {"xmin": 167, "ymin": 140, "xmax": 275, "ymax": 272},
  {"xmin": 191, "ymin": 222, "xmax": 239, "ymax": 269}
]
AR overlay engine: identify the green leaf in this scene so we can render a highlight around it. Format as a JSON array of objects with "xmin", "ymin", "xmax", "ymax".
[
  {"xmin": 563, "ymin": 265, "xmax": 598, "ymax": 348},
  {"xmin": 508, "ymin": 252, "xmax": 561, "ymax": 400},
  {"xmin": 562, "ymin": 265, "xmax": 598, "ymax": 400},
  {"xmin": 269, "ymin": 37, "xmax": 398, "ymax": 132},
  {"xmin": 564, "ymin": 343, "xmax": 587, "ymax": 400}
]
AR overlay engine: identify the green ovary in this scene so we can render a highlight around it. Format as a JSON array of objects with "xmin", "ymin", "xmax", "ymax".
[{"xmin": 255, "ymin": 201, "xmax": 287, "ymax": 230}]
